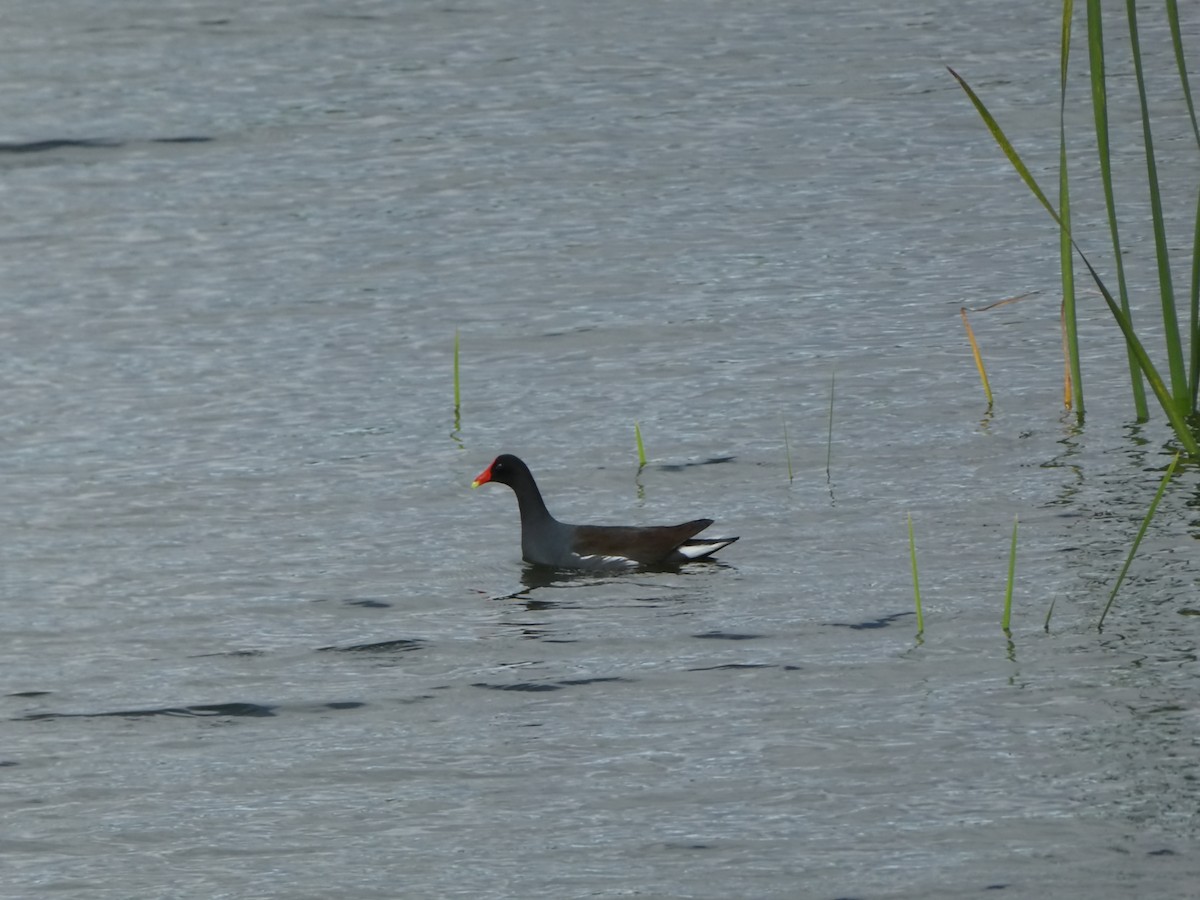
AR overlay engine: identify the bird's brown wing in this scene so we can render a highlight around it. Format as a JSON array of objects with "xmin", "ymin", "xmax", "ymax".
[{"xmin": 570, "ymin": 519, "xmax": 714, "ymax": 565}]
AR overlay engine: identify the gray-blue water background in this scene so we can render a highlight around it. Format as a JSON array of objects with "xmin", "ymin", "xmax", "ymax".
[{"xmin": 3, "ymin": 1, "xmax": 1198, "ymax": 898}]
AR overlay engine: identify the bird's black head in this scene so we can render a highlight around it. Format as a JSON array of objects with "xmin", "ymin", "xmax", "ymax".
[{"xmin": 471, "ymin": 453, "xmax": 528, "ymax": 489}]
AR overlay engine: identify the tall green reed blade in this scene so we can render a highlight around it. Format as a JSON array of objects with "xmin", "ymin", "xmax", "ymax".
[
  {"xmin": 1125, "ymin": 0, "xmax": 1187, "ymax": 418},
  {"xmin": 634, "ymin": 421, "xmax": 647, "ymax": 468},
  {"xmin": 451, "ymin": 329, "xmax": 463, "ymax": 446},
  {"xmin": 1087, "ymin": 0, "xmax": 1148, "ymax": 419},
  {"xmin": 453, "ymin": 330, "xmax": 460, "ymax": 408},
  {"xmin": 1190, "ymin": 231, "xmax": 1200, "ymax": 407},
  {"xmin": 907, "ymin": 514, "xmax": 924, "ymax": 636},
  {"xmin": 1043, "ymin": 596, "xmax": 1056, "ymax": 633},
  {"xmin": 1191, "ymin": 191, "xmax": 1200, "ymax": 408},
  {"xmin": 1166, "ymin": 0, "xmax": 1200, "ymax": 406},
  {"xmin": 947, "ymin": 66, "xmax": 1200, "ymax": 456},
  {"xmin": 782, "ymin": 416, "xmax": 794, "ymax": 484},
  {"xmin": 826, "ymin": 369, "xmax": 836, "ymax": 482},
  {"xmin": 1058, "ymin": 0, "xmax": 1084, "ymax": 413},
  {"xmin": 1002, "ymin": 515, "xmax": 1018, "ymax": 635},
  {"xmin": 1168, "ymin": 0, "xmax": 1200, "ymax": 167},
  {"xmin": 1098, "ymin": 452, "xmax": 1180, "ymax": 630}
]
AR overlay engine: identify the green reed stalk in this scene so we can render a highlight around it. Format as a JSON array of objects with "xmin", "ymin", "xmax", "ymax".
[
  {"xmin": 1043, "ymin": 597, "xmax": 1056, "ymax": 633},
  {"xmin": 1125, "ymin": 1, "xmax": 1188, "ymax": 420},
  {"xmin": 1058, "ymin": 1, "xmax": 1084, "ymax": 413},
  {"xmin": 782, "ymin": 416, "xmax": 794, "ymax": 484},
  {"xmin": 1002, "ymin": 515, "xmax": 1018, "ymax": 634},
  {"xmin": 825, "ymin": 369, "xmax": 835, "ymax": 482},
  {"xmin": 634, "ymin": 421, "xmax": 647, "ymax": 468},
  {"xmin": 948, "ymin": 65, "xmax": 1200, "ymax": 456},
  {"xmin": 451, "ymin": 329, "xmax": 463, "ymax": 445},
  {"xmin": 908, "ymin": 514, "xmax": 924, "ymax": 635},
  {"xmin": 1087, "ymin": 0, "xmax": 1148, "ymax": 419},
  {"xmin": 453, "ymin": 329, "xmax": 461, "ymax": 411},
  {"xmin": 952, "ymin": 0, "xmax": 1200, "ymax": 445},
  {"xmin": 1098, "ymin": 452, "xmax": 1180, "ymax": 630},
  {"xmin": 1166, "ymin": 0, "xmax": 1200, "ymax": 407}
]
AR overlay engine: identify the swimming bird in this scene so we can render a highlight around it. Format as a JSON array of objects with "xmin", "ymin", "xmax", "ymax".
[{"xmin": 471, "ymin": 454, "xmax": 738, "ymax": 570}]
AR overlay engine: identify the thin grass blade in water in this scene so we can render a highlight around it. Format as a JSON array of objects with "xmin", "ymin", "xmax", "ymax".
[
  {"xmin": 1002, "ymin": 515, "xmax": 1018, "ymax": 635},
  {"xmin": 1057, "ymin": 0, "xmax": 1084, "ymax": 413},
  {"xmin": 1164, "ymin": 0, "xmax": 1200, "ymax": 407},
  {"xmin": 1086, "ymin": 0, "xmax": 1148, "ymax": 419},
  {"xmin": 1125, "ymin": 0, "xmax": 1187, "ymax": 417},
  {"xmin": 825, "ymin": 368, "xmax": 835, "ymax": 483},
  {"xmin": 908, "ymin": 513, "xmax": 924, "ymax": 636},
  {"xmin": 1098, "ymin": 452, "xmax": 1181, "ymax": 630},
  {"xmin": 782, "ymin": 416, "xmax": 794, "ymax": 484},
  {"xmin": 634, "ymin": 421, "xmax": 647, "ymax": 468},
  {"xmin": 453, "ymin": 329, "xmax": 461, "ymax": 411},
  {"xmin": 451, "ymin": 329, "xmax": 463, "ymax": 447}
]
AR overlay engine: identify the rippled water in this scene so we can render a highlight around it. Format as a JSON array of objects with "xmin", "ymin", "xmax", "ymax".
[{"xmin": 3, "ymin": 1, "xmax": 1199, "ymax": 897}]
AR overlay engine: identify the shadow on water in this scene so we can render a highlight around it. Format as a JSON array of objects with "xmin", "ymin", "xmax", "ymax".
[
  {"xmin": 0, "ymin": 136, "xmax": 213, "ymax": 153},
  {"xmin": 687, "ymin": 663, "xmax": 802, "ymax": 672},
  {"xmin": 471, "ymin": 676, "xmax": 634, "ymax": 692},
  {"xmin": 693, "ymin": 630, "xmax": 761, "ymax": 640},
  {"xmin": 825, "ymin": 611, "xmax": 915, "ymax": 631},
  {"xmin": 688, "ymin": 633, "xmax": 803, "ymax": 672},
  {"xmin": 597, "ymin": 455, "xmax": 736, "ymax": 474},
  {"xmin": 12, "ymin": 629, "xmax": 431, "ymax": 724},
  {"xmin": 652, "ymin": 455, "xmax": 736, "ymax": 472},
  {"xmin": 479, "ymin": 564, "xmax": 721, "ymax": 647},
  {"xmin": 485, "ymin": 559, "xmax": 733, "ymax": 610},
  {"xmin": 188, "ymin": 634, "xmax": 428, "ymax": 657},
  {"xmin": 317, "ymin": 637, "xmax": 426, "ymax": 654},
  {"xmin": 18, "ymin": 700, "xmax": 366, "ymax": 722},
  {"xmin": 22, "ymin": 702, "xmax": 281, "ymax": 720},
  {"xmin": 482, "ymin": 565, "xmax": 611, "ymax": 607}
]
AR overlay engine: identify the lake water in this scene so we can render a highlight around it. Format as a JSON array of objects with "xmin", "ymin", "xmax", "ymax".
[{"xmin": 3, "ymin": 1, "xmax": 1199, "ymax": 897}]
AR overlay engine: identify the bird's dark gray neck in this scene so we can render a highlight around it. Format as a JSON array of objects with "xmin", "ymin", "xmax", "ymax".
[{"xmin": 514, "ymin": 478, "xmax": 555, "ymax": 529}]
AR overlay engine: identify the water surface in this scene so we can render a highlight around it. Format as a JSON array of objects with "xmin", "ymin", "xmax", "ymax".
[{"xmin": 3, "ymin": 1, "xmax": 1199, "ymax": 898}]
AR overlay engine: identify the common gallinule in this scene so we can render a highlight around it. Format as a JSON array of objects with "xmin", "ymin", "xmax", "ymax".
[{"xmin": 471, "ymin": 454, "xmax": 739, "ymax": 569}]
